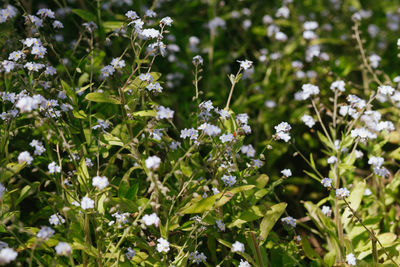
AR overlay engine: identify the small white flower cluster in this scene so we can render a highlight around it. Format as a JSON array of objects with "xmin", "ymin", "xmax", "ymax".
[
  {"xmin": 0, "ymin": 5, "xmax": 18, "ymax": 23},
  {"xmin": 156, "ymin": 106, "xmax": 174, "ymax": 120},
  {"xmin": 297, "ymin": 84, "xmax": 320, "ymax": 100},
  {"xmin": 321, "ymin": 177, "xmax": 333, "ymax": 188},
  {"xmin": 145, "ymin": 155, "xmax": 161, "ymax": 170},
  {"xmin": 92, "ymin": 176, "xmax": 109, "ymax": 190},
  {"xmin": 274, "ymin": 122, "xmax": 291, "ymax": 142},
  {"xmin": 281, "ymin": 216, "xmax": 297, "ymax": 227},
  {"xmin": 302, "ymin": 21, "xmax": 318, "ymax": 40},
  {"xmin": 336, "ymin": 188, "xmax": 350, "ymax": 198},
  {"xmin": 221, "ymin": 174, "xmax": 237, "ymax": 187},
  {"xmin": 48, "ymin": 161, "xmax": 61, "ymax": 174},
  {"xmin": 156, "ymin": 238, "xmax": 170, "ymax": 253},
  {"xmin": 321, "ymin": 205, "xmax": 332, "ymax": 217},
  {"xmin": 301, "ymin": 114, "xmax": 315, "ymax": 128},
  {"xmin": 142, "ymin": 213, "xmax": 160, "ymax": 227},
  {"xmin": 231, "ymin": 241, "xmax": 245, "ymax": 253},
  {"xmin": 189, "ymin": 251, "xmax": 207, "ymax": 264},
  {"xmin": 0, "ymin": 247, "xmax": 18, "ymax": 265},
  {"xmin": 49, "ymin": 213, "xmax": 65, "ymax": 226},
  {"xmin": 281, "ymin": 169, "xmax": 292, "ymax": 177}
]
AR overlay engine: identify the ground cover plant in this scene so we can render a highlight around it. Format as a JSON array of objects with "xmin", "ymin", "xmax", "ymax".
[{"xmin": 1, "ymin": 0, "xmax": 400, "ymax": 266}]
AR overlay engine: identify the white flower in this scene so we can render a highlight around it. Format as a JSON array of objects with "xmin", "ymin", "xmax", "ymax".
[
  {"xmin": 141, "ymin": 28, "xmax": 160, "ymax": 39},
  {"xmin": 16, "ymin": 96, "xmax": 40, "ymax": 113},
  {"xmin": 232, "ymin": 241, "xmax": 245, "ymax": 253},
  {"xmin": 198, "ymin": 123, "xmax": 221, "ymax": 136},
  {"xmin": 216, "ymin": 220, "xmax": 225, "ymax": 231},
  {"xmin": 156, "ymin": 238, "xmax": 170, "ymax": 253},
  {"xmin": 321, "ymin": 177, "xmax": 333, "ymax": 188},
  {"xmin": 327, "ymin": 156, "xmax": 337, "ymax": 164},
  {"xmin": 301, "ymin": 114, "xmax": 315, "ymax": 128},
  {"xmin": 110, "ymin": 58, "xmax": 126, "ymax": 69},
  {"xmin": 274, "ymin": 122, "xmax": 291, "ymax": 142},
  {"xmin": 321, "ymin": 206, "xmax": 332, "ymax": 217},
  {"xmin": 156, "ymin": 106, "xmax": 174, "ymax": 120},
  {"xmin": 220, "ymin": 133, "xmax": 234, "ymax": 143},
  {"xmin": 145, "ymin": 156, "xmax": 161, "ymax": 170},
  {"xmin": 299, "ymin": 84, "xmax": 319, "ymax": 100},
  {"xmin": 101, "ymin": 65, "xmax": 115, "ymax": 77},
  {"xmin": 364, "ymin": 188, "xmax": 372, "ymax": 196},
  {"xmin": 0, "ymin": 183, "xmax": 6, "ymax": 199},
  {"xmin": 281, "ymin": 169, "xmax": 292, "ymax": 177},
  {"xmin": 330, "ymin": 80, "xmax": 345, "ymax": 92},
  {"xmin": 8, "ymin": 51, "xmax": 25, "ymax": 61},
  {"xmin": 369, "ymin": 54, "xmax": 381, "ymax": 68},
  {"xmin": 48, "ymin": 161, "xmax": 61, "ymax": 174},
  {"xmin": 192, "ymin": 55, "xmax": 203, "ymax": 65},
  {"xmin": 37, "ymin": 226, "xmax": 55, "ymax": 240},
  {"xmin": 368, "ymin": 156, "xmax": 384, "ymax": 168},
  {"xmin": 238, "ymin": 259, "xmax": 251, "ymax": 267},
  {"xmin": 378, "ymin": 85, "xmax": 395, "ymax": 96},
  {"xmin": 52, "ymin": 20, "xmax": 63, "ymax": 29},
  {"xmin": 180, "ymin": 128, "xmax": 198, "ymax": 140},
  {"xmin": 125, "ymin": 11, "xmax": 138, "ymax": 20},
  {"xmin": 146, "ymin": 82, "xmax": 163, "ymax": 93},
  {"xmin": 81, "ymin": 196, "xmax": 95, "ymax": 210},
  {"xmin": 350, "ymin": 128, "xmax": 377, "ymax": 140},
  {"xmin": 142, "ymin": 213, "xmax": 160, "ymax": 227},
  {"xmin": 221, "ymin": 174, "xmax": 236, "ymax": 187},
  {"xmin": 241, "ymin": 144, "xmax": 256, "ymax": 157},
  {"xmin": 18, "ymin": 151, "xmax": 33, "ymax": 165},
  {"xmin": 281, "ymin": 216, "xmax": 296, "ymax": 227},
  {"xmin": 0, "ymin": 248, "xmax": 17, "ymax": 265},
  {"xmin": 37, "ymin": 8, "xmax": 55, "ymax": 18},
  {"xmin": 189, "ymin": 251, "xmax": 207, "ymax": 264},
  {"xmin": 346, "ymin": 253, "xmax": 356, "ymax": 266},
  {"xmin": 160, "ymin": 16, "xmax": 173, "ymax": 26},
  {"xmin": 55, "ymin": 242, "xmax": 72, "ymax": 256},
  {"xmin": 126, "ymin": 247, "xmax": 135, "ymax": 260},
  {"xmin": 237, "ymin": 59, "xmax": 253, "ymax": 70},
  {"xmin": 336, "ymin": 188, "xmax": 350, "ymax": 198},
  {"xmin": 92, "ymin": 176, "xmax": 109, "ymax": 190},
  {"xmin": 276, "ymin": 6, "xmax": 290, "ymax": 18},
  {"xmin": 49, "ymin": 213, "xmax": 65, "ymax": 225},
  {"xmin": 303, "ymin": 21, "xmax": 318, "ymax": 30}
]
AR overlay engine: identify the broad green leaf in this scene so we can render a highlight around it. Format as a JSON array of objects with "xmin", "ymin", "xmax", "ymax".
[
  {"xmin": 103, "ymin": 21, "xmax": 124, "ymax": 32},
  {"xmin": 85, "ymin": 92, "xmax": 121, "ymax": 104},
  {"xmin": 0, "ymin": 163, "xmax": 25, "ymax": 181},
  {"xmin": 73, "ymin": 110, "xmax": 87, "ymax": 119},
  {"xmin": 301, "ymin": 237, "xmax": 321, "ymax": 260},
  {"xmin": 228, "ymin": 205, "xmax": 264, "ymax": 228},
  {"xmin": 131, "ymin": 110, "xmax": 156, "ymax": 117},
  {"xmin": 72, "ymin": 9, "xmax": 97, "ymax": 22},
  {"xmin": 61, "ymin": 80, "xmax": 78, "ymax": 105},
  {"xmin": 342, "ymin": 180, "xmax": 366, "ymax": 228},
  {"xmin": 180, "ymin": 185, "xmax": 255, "ymax": 214},
  {"xmin": 259, "ymin": 202, "xmax": 287, "ymax": 243}
]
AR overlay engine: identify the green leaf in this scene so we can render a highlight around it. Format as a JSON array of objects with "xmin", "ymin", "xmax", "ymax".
[
  {"xmin": 180, "ymin": 185, "xmax": 255, "ymax": 214},
  {"xmin": 72, "ymin": 9, "xmax": 97, "ymax": 22},
  {"xmin": 302, "ymin": 237, "xmax": 321, "ymax": 260},
  {"xmin": 103, "ymin": 21, "xmax": 124, "ymax": 32},
  {"xmin": 73, "ymin": 110, "xmax": 87, "ymax": 119},
  {"xmin": 0, "ymin": 163, "xmax": 25, "ymax": 181},
  {"xmin": 85, "ymin": 92, "xmax": 121, "ymax": 104},
  {"xmin": 342, "ymin": 180, "xmax": 366, "ymax": 228},
  {"xmin": 259, "ymin": 202, "xmax": 287, "ymax": 243},
  {"xmin": 131, "ymin": 110, "xmax": 156, "ymax": 117},
  {"xmin": 61, "ymin": 80, "xmax": 78, "ymax": 106}
]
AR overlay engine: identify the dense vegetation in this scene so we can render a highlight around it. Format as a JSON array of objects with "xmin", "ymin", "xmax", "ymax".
[{"xmin": 1, "ymin": 0, "xmax": 400, "ymax": 266}]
